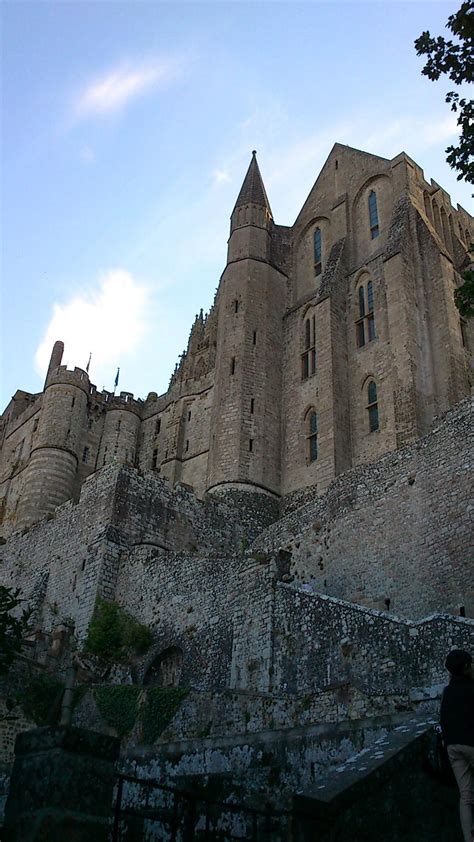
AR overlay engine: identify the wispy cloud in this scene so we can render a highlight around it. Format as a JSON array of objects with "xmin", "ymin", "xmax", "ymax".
[
  {"xmin": 79, "ymin": 145, "xmax": 95, "ymax": 163},
  {"xmin": 212, "ymin": 169, "xmax": 231, "ymax": 185},
  {"xmin": 73, "ymin": 58, "xmax": 178, "ymax": 120},
  {"xmin": 35, "ymin": 269, "xmax": 149, "ymax": 390}
]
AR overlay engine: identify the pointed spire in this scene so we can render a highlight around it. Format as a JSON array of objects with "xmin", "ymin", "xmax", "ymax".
[{"xmin": 233, "ymin": 151, "xmax": 272, "ymax": 216}]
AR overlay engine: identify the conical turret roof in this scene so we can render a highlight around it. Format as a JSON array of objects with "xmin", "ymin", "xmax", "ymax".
[{"xmin": 233, "ymin": 151, "xmax": 272, "ymax": 216}]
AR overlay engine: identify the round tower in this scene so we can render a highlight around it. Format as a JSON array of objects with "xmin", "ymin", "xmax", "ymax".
[
  {"xmin": 16, "ymin": 344, "xmax": 90, "ymax": 529},
  {"xmin": 206, "ymin": 152, "xmax": 286, "ymax": 499},
  {"xmin": 97, "ymin": 400, "xmax": 141, "ymax": 468}
]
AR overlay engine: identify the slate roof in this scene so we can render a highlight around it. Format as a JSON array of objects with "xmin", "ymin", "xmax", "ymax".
[{"xmin": 234, "ymin": 151, "xmax": 272, "ymax": 215}]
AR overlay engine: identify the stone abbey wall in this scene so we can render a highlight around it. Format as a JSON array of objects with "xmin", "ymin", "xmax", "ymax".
[{"xmin": 256, "ymin": 397, "xmax": 473, "ymax": 619}]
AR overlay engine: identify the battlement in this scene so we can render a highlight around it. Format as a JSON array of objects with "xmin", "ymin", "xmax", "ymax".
[
  {"xmin": 87, "ymin": 385, "xmax": 144, "ymax": 415},
  {"xmin": 46, "ymin": 365, "xmax": 90, "ymax": 395}
]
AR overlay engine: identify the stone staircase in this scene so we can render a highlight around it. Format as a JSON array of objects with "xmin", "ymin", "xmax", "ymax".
[{"xmin": 116, "ymin": 712, "xmax": 460, "ymax": 840}]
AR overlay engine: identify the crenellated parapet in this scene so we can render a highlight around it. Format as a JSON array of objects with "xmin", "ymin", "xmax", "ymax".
[{"xmin": 46, "ymin": 365, "xmax": 91, "ymax": 396}]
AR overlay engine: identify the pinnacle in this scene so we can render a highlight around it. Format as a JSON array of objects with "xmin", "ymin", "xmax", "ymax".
[{"xmin": 233, "ymin": 151, "xmax": 272, "ymax": 215}]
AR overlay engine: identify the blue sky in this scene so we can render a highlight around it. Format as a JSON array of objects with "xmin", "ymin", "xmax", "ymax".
[{"xmin": 2, "ymin": 0, "xmax": 472, "ymax": 407}]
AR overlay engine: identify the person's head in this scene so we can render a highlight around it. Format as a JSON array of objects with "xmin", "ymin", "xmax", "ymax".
[{"xmin": 445, "ymin": 649, "xmax": 472, "ymax": 677}]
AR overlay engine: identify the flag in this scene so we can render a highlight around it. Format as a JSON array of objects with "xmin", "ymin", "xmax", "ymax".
[
  {"xmin": 86, "ymin": 352, "xmax": 91, "ymax": 373},
  {"xmin": 114, "ymin": 367, "xmax": 120, "ymax": 390}
]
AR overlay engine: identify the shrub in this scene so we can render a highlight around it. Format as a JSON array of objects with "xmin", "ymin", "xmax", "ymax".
[{"xmin": 84, "ymin": 599, "xmax": 152, "ymax": 660}]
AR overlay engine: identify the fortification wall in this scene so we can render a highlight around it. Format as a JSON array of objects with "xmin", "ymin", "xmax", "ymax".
[
  {"xmin": 272, "ymin": 587, "xmax": 474, "ymax": 695},
  {"xmin": 0, "ymin": 465, "xmax": 245, "ymax": 641},
  {"xmin": 0, "ymin": 466, "xmax": 123, "ymax": 637},
  {"xmin": 256, "ymin": 398, "xmax": 473, "ymax": 618}
]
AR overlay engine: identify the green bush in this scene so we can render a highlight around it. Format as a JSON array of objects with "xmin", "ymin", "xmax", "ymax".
[
  {"xmin": 84, "ymin": 599, "xmax": 153, "ymax": 660},
  {"xmin": 95, "ymin": 685, "xmax": 141, "ymax": 737},
  {"xmin": 141, "ymin": 687, "xmax": 188, "ymax": 743}
]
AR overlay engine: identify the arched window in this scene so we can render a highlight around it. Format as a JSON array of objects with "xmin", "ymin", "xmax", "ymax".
[
  {"xmin": 307, "ymin": 411, "xmax": 318, "ymax": 462},
  {"xmin": 433, "ymin": 202, "xmax": 442, "ymax": 237},
  {"xmin": 356, "ymin": 280, "xmax": 376, "ymax": 347},
  {"xmin": 423, "ymin": 192, "xmax": 433, "ymax": 224},
  {"xmin": 367, "ymin": 381, "xmax": 379, "ymax": 432},
  {"xmin": 301, "ymin": 314, "xmax": 316, "ymax": 379},
  {"xmin": 368, "ymin": 191, "xmax": 379, "ymax": 239},
  {"xmin": 313, "ymin": 228, "xmax": 322, "ymax": 276}
]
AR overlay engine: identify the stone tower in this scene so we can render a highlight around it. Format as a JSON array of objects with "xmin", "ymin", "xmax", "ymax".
[
  {"xmin": 206, "ymin": 152, "xmax": 286, "ymax": 499},
  {"xmin": 16, "ymin": 343, "xmax": 90, "ymax": 529}
]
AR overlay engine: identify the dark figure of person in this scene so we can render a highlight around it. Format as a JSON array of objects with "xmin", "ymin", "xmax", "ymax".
[{"xmin": 440, "ymin": 649, "xmax": 474, "ymax": 842}]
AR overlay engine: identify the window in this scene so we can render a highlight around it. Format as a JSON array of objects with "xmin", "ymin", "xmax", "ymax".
[
  {"xmin": 117, "ymin": 419, "xmax": 121, "ymax": 431},
  {"xmin": 253, "ymin": 330, "xmax": 257, "ymax": 345},
  {"xmin": 301, "ymin": 315, "xmax": 316, "ymax": 379},
  {"xmin": 82, "ymin": 446, "xmax": 89, "ymax": 463},
  {"xmin": 307, "ymin": 411, "xmax": 318, "ymax": 462},
  {"xmin": 249, "ymin": 438, "xmax": 253, "ymax": 452},
  {"xmin": 152, "ymin": 449, "xmax": 158, "ymax": 468},
  {"xmin": 313, "ymin": 228, "xmax": 322, "ymax": 276},
  {"xmin": 230, "ymin": 357, "xmax": 236, "ymax": 375},
  {"xmin": 367, "ymin": 381, "xmax": 379, "ymax": 432},
  {"xmin": 185, "ymin": 439, "xmax": 189, "ymax": 452},
  {"xmin": 88, "ymin": 418, "xmax": 93, "ymax": 430},
  {"xmin": 188, "ymin": 410, "xmax": 191, "ymax": 421},
  {"xmin": 250, "ymin": 398, "xmax": 255, "ymax": 414},
  {"xmin": 356, "ymin": 280, "xmax": 376, "ymax": 347},
  {"xmin": 33, "ymin": 418, "xmax": 39, "ymax": 432},
  {"xmin": 368, "ymin": 191, "xmax": 379, "ymax": 239},
  {"xmin": 155, "ymin": 418, "xmax": 161, "ymax": 435},
  {"xmin": 234, "ymin": 299, "xmax": 239, "ymax": 313}
]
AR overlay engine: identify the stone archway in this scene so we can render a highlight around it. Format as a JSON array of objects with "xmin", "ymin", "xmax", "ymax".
[{"xmin": 143, "ymin": 646, "xmax": 183, "ymax": 687}]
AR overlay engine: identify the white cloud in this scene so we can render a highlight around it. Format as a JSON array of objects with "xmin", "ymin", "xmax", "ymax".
[
  {"xmin": 80, "ymin": 145, "xmax": 95, "ymax": 162},
  {"xmin": 212, "ymin": 169, "xmax": 231, "ymax": 185},
  {"xmin": 74, "ymin": 59, "xmax": 176, "ymax": 119},
  {"xmin": 35, "ymin": 269, "xmax": 148, "ymax": 389}
]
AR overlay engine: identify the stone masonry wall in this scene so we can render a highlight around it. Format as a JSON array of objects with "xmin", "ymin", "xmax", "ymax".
[
  {"xmin": 256, "ymin": 398, "xmax": 473, "ymax": 618},
  {"xmin": 272, "ymin": 586, "xmax": 474, "ymax": 695}
]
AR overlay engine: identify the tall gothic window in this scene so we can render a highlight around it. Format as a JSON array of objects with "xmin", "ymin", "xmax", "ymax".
[
  {"xmin": 356, "ymin": 280, "xmax": 376, "ymax": 347},
  {"xmin": 301, "ymin": 315, "xmax": 316, "ymax": 379},
  {"xmin": 314, "ymin": 228, "xmax": 322, "ymax": 276},
  {"xmin": 307, "ymin": 411, "xmax": 318, "ymax": 462},
  {"xmin": 368, "ymin": 191, "xmax": 379, "ymax": 239},
  {"xmin": 367, "ymin": 381, "xmax": 379, "ymax": 432}
]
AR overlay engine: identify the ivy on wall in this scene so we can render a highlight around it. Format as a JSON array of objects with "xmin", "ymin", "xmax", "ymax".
[
  {"xmin": 89, "ymin": 685, "xmax": 188, "ymax": 741},
  {"xmin": 141, "ymin": 687, "xmax": 188, "ymax": 743},
  {"xmin": 95, "ymin": 686, "xmax": 141, "ymax": 737}
]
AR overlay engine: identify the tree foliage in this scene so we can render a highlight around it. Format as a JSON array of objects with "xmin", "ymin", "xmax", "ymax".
[
  {"xmin": 415, "ymin": 1, "xmax": 474, "ymax": 184},
  {"xmin": 0, "ymin": 585, "xmax": 30, "ymax": 676}
]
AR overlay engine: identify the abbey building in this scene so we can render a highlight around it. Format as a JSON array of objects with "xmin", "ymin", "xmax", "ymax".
[{"xmin": 1, "ymin": 143, "xmax": 472, "ymax": 538}]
